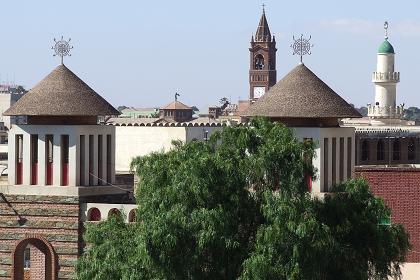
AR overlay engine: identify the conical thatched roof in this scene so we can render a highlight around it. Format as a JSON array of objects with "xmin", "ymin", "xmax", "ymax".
[
  {"xmin": 4, "ymin": 64, "xmax": 119, "ymax": 116},
  {"xmin": 242, "ymin": 64, "xmax": 361, "ymax": 119}
]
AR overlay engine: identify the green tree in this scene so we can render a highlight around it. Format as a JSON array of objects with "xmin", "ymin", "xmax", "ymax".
[
  {"xmin": 76, "ymin": 118, "xmax": 409, "ymax": 280},
  {"xmin": 240, "ymin": 179, "xmax": 409, "ymax": 280}
]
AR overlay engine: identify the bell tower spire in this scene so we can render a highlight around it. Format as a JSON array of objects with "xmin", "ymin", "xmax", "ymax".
[{"xmin": 249, "ymin": 6, "xmax": 277, "ymax": 101}]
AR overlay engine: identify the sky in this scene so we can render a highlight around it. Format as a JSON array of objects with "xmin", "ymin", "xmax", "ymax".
[{"xmin": 1, "ymin": 0, "xmax": 420, "ymax": 110}]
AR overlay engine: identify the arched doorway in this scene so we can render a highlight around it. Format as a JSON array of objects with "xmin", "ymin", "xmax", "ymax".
[{"xmin": 12, "ymin": 235, "xmax": 57, "ymax": 280}]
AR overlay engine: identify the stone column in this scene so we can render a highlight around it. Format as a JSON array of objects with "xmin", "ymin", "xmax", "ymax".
[
  {"xmin": 100, "ymin": 134, "xmax": 107, "ymax": 186},
  {"xmin": 7, "ymin": 131, "xmax": 16, "ymax": 185},
  {"xmin": 343, "ymin": 137, "xmax": 348, "ymax": 181},
  {"xmin": 53, "ymin": 134, "xmax": 62, "ymax": 186},
  {"xmin": 82, "ymin": 135, "xmax": 89, "ymax": 186},
  {"xmin": 69, "ymin": 133, "xmax": 78, "ymax": 186},
  {"xmin": 110, "ymin": 133, "xmax": 116, "ymax": 184},
  {"xmin": 92, "ymin": 134, "xmax": 98, "ymax": 186},
  {"xmin": 22, "ymin": 133, "xmax": 31, "ymax": 185},
  {"xmin": 37, "ymin": 134, "xmax": 46, "ymax": 186}
]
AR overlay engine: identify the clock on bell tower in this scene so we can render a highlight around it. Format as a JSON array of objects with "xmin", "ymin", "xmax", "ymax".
[{"xmin": 249, "ymin": 7, "xmax": 277, "ymax": 101}]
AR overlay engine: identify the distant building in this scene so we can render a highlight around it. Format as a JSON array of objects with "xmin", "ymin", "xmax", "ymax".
[
  {"xmin": 159, "ymin": 99, "xmax": 194, "ymax": 123},
  {"xmin": 249, "ymin": 8, "xmax": 277, "ymax": 101},
  {"xmin": 120, "ymin": 107, "xmax": 159, "ymax": 118},
  {"xmin": 342, "ymin": 23, "xmax": 420, "ymax": 166},
  {"xmin": 0, "ymin": 84, "xmax": 27, "ymax": 128}
]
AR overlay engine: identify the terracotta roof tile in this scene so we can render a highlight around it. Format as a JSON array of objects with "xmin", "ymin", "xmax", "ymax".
[{"xmin": 160, "ymin": 100, "xmax": 191, "ymax": 110}]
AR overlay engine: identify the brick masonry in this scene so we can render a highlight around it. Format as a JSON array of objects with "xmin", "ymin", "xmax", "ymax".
[
  {"xmin": 0, "ymin": 195, "xmax": 81, "ymax": 280},
  {"xmin": 355, "ymin": 167, "xmax": 420, "ymax": 263}
]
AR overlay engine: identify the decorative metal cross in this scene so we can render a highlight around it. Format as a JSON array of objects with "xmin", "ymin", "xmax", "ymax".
[
  {"xmin": 384, "ymin": 21, "xmax": 389, "ymax": 39},
  {"xmin": 291, "ymin": 34, "xmax": 313, "ymax": 63},
  {"xmin": 52, "ymin": 36, "xmax": 73, "ymax": 64}
]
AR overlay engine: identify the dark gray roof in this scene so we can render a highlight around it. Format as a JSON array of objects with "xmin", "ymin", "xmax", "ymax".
[
  {"xmin": 242, "ymin": 64, "xmax": 362, "ymax": 119},
  {"xmin": 4, "ymin": 64, "xmax": 120, "ymax": 116}
]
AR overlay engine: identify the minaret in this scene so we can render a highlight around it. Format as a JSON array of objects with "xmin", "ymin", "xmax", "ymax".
[
  {"xmin": 368, "ymin": 22, "xmax": 403, "ymax": 123},
  {"xmin": 249, "ymin": 6, "xmax": 277, "ymax": 101}
]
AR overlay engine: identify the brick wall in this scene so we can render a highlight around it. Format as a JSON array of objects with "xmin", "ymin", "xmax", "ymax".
[
  {"xmin": 30, "ymin": 245, "xmax": 45, "ymax": 280},
  {"xmin": 355, "ymin": 167, "xmax": 420, "ymax": 262},
  {"xmin": 0, "ymin": 195, "xmax": 82, "ymax": 279}
]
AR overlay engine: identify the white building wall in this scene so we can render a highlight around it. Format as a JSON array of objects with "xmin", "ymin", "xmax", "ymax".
[
  {"xmin": 293, "ymin": 127, "xmax": 355, "ymax": 193},
  {"xmin": 114, "ymin": 126, "xmax": 221, "ymax": 172},
  {"xmin": 0, "ymin": 93, "xmax": 22, "ymax": 128}
]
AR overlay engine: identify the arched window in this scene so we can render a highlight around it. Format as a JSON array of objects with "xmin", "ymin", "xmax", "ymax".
[
  {"xmin": 361, "ymin": 139, "xmax": 369, "ymax": 161},
  {"xmin": 408, "ymin": 139, "xmax": 416, "ymax": 160},
  {"xmin": 87, "ymin": 208, "xmax": 101, "ymax": 221},
  {"xmin": 377, "ymin": 140, "xmax": 384, "ymax": 161},
  {"xmin": 254, "ymin": 54, "xmax": 264, "ymax": 70},
  {"xmin": 393, "ymin": 139, "xmax": 400, "ymax": 161},
  {"xmin": 128, "ymin": 209, "xmax": 136, "ymax": 223},
  {"xmin": 108, "ymin": 208, "xmax": 121, "ymax": 219}
]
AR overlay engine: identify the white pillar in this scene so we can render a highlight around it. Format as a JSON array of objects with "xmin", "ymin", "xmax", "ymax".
[
  {"xmin": 8, "ymin": 131, "xmax": 16, "ymax": 185},
  {"xmin": 53, "ymin": 134, "xmax": 61, "ymax": 186},
  {"xmin": 343, "ymin": 137, "xmax": 348, "ymax": 181},
  {"xmin": 100, "ymin": 134, "xmax": 107, "ymax": 186},
  {"xmin": 69, "ymin": 134, "xmax": 78, "ymax": 186},
  {"xmin": 83, "ymin": 135, "xmax": 89, "ymax": 186},
  {"xmin": 38, "ymin": 134, "xmax": 46, "ymax": 186},
  {"xmin": 92, "ymin": 134, "xmax": 98, "ymax": 186},
  {"xmin": 327, "ymin": 137, "xmax": 333, "ymax": 191},
  {"xmin": 351, "ymin": 135, "xmax": 355, "ymax": 177},
  {"xmin": 110, "ymin": 133, "xmax": 116, "ymax": 184},
  {"xmin": 22, "ymin": 133, "xmax": 31, "ymax": 185}
]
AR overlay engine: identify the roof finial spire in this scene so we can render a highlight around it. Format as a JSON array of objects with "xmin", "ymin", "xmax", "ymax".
[
  {"xmin": 262, "ymin": 3, "xmax": 266, "ymax": 13},
  {"xmin": 291, "ymin": 34, "xmax": 313, "ymax": 64},
  {"xmin": 175, "ymin": 92, "xmax": 180, "ymax": 101},
  {"xmin": 52, "ymin": 36, "xmax": 73, "ymax": 65},
  {"xmin": 384, "ymin": 21, "xmax": 389, "ymax": 40}
]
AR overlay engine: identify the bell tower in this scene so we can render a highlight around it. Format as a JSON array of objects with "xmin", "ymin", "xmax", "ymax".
[{"xmin": 249, "ymin": 7, "xmax": 277, "ymax": 101}]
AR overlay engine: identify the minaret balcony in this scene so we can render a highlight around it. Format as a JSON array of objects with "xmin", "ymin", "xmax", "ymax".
[
  {"xmin": 367, "ymin": 104, "xmax": 404, "ymax": 119},
  {"xmin": 372, "ymin": 71, "xmax": 400, "ymax": 83}
]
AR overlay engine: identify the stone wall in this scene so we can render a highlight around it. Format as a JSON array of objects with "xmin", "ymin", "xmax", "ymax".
[{"xmin": 0, "ymin": 195, "xmax": 81, "ymax": 279}]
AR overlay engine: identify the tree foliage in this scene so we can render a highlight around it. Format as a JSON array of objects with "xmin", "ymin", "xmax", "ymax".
[{"xmin": 76, "ymin": 118, "xmax": 409, "ymax": 280}]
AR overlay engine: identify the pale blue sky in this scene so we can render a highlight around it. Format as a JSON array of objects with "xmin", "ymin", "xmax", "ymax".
[{"xmin": 1, "ymin": 0, "xmax": 420, "ymax": 109}]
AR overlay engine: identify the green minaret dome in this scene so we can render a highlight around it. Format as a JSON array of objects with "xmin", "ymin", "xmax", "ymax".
[{"xmin": 378, "ymin": 39, "xmax": 395, "ymax": 54}]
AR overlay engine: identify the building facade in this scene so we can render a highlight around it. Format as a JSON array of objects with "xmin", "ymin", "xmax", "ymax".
[
  {"xmin": 242, "ymin": 63, "xmax": 362, "ymax": 193},
  {"xmin": 0, "ymin": 63, "xmax": 134, "ymax": 279}
]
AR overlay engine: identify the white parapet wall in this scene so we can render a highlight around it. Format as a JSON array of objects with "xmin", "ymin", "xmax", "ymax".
[
  {"xmin": 81, "ymin": 202, "xmax": 137, "ymax": 222},
  {"xmin": 399, "ymin": 263, "xmax": 420, "ymax": 280}
]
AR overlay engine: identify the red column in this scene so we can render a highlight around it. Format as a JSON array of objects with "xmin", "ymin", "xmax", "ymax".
[
  {"xmin": 46, "ymin": 163, "xmax": 53, "ymax": 185},
  {"xmin": 31, "ymin": 163, "xmax": 38, "ymax": 185}
]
